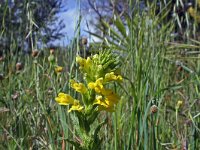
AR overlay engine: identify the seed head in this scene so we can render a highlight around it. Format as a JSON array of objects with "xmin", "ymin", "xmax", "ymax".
[
  {"xmin": 150, "ymin": 105, "xmax": 158, "ymax": 114},
  {"xmin": 32, "ymin": 49, "xmax": 39, "ymax": 57},
  {"xmin": 16, "ymin": 62, "xmax": 23, "ymax": 71},
  {"xmin": 81, "ymin": 37, "xmax": 88, "ymax": 45},
  {"xmin": 12, "ymin": 92, "xmax": 20, "ymax": 100},
  {"xmin": 50, "ymin": 48, "xmax": 55, "ymax": 55}
]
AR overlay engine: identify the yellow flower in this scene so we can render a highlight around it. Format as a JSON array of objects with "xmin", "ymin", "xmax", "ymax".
[
  {"xmin": 93, "ymin": 96, "xmax": 117, "ymax": 112},
  {"xmin": 94, "ymin": 96, "xmax": 107, "ymax": 107},
  {"xmin": 76, "ymin": 56, "xmax": 86, "ymax": 66},
  {"xmin": 104, "ymin": 72, "xmax": 123, "ymax": 82},
  {"xmin": 76, "ymin": 56, "xmax": 92, "ymax": 73},
  {"xmin": 101, "ymin": 89, "xmax": 119, "ymax": 103},
  {"xmin": 105, "ymin": 98, "xmax": 116, "ymax": 107},
  {"xmin": 70, "ymin": 80, "xmax": 87, "ymax": 94},
  {"xmin": 55, "ymin": 93, "xmax": 74, "ymax": 105},
  {"xmin": 93, "ymin": 87, "xmax": 101, "ymax": 93},
  {"xmin": 68, "ymin": 100, "xmax": 84, "ymax": 112},
  {"xmin": 88, "ymin": 78, "xmax": 104, "ymax": 93},
  {"xmin": 117, "ymin": 75, "xmax": 123, "ymax": 81},
  {"xmin": 96, "ymin": 78, "xmax": 104, "ymax": 87},
  {"xmin": 55, "ymin": 66, "xmax": 63, "ymax": 73},
  {"xmin": 88, "ymin": 82, "xmax": 95, "ymax": 89}
]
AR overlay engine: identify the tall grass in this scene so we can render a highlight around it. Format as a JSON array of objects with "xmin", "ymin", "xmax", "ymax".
[{"xmin": 0, "ymin": 0, "xmax": 200, "ymax": 149}]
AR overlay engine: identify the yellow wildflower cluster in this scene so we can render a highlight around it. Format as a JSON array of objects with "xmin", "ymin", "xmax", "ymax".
[
  {"xmin": 88, "ymin": 72, "xmax": 122, "ymax": 93},
  {"xmin": 70, "ymin": 79, "xmax": 87, "ymax": 94},
  {"xmin": 55, "ymin": 52, "xmax": 122, "ymax": 113},
  {"xmin": 88, "ymin": 72, "xmax": 122, "ymax": 111},
  {"xmin": 54, "ymin": 52, "xmax": 123, "ymax": 149},
  {"xmin": 94, "ymin": 90, "xmax": 119, "ymax": 112},
  {"xmin": 88, "ymin": 78, "xmax": 104, "ymax": 93}
]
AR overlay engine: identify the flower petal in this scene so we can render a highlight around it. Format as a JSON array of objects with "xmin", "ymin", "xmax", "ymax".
[{"xmin": 55, "ymin": 92, "xmax": 74, "ymax": 105}]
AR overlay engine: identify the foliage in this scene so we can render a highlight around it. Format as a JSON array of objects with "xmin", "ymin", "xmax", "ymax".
[
  {"xmin": 85, "ymin": 0, "xmax": 200, "ymax": 149},
  {"xmin": 0, "ymin": 0, "xmax": 65, "ymax": 53}
]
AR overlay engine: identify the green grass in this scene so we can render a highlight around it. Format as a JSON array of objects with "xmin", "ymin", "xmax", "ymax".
[{"xmin": 0, "ymin": 0, "xmax": 200, "ymax": 149}]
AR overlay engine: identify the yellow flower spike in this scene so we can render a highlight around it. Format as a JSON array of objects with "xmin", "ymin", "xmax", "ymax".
[
  {"xmin": 70, "ymin": 80, "xmax": 87, "ymax": 94},
  {"xmin": 55, "ymin": 93, "xmax": 75, "ymax": 105},
  {"xmin": 68, "ymin": 100, "xmax": 84, "ymax": 112},
  {"xmin": 55, "ymin": 66, "xmax": 63, "ymax": 73}
]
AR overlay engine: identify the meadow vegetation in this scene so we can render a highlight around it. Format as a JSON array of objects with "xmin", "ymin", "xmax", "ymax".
[{"xmin": 0, "ymin": 0, "xmax": 200, "ymax": 149}]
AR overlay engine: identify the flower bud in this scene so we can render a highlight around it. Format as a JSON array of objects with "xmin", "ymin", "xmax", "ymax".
[
  {"xmin": 32, "ymin": 49, "xmax": 39, "ymax": 57},
  {"xmin": 55, "ymin": 66, "xmax": 63, "ymax": 73},
  {"xmin": 81, "ymin": 37, "xmax": 88, "ymax": 45},
  {"xmin": 48, "ymin": 54, "xmax": 55, "ymax": 63},
  {"xmin": 176, "ymin": 100, "xmax": 183, "ymax": 109},
  {"xmin": 16, "ymin": 62, "xmax": 23, "ymax": 71},
  {"xmin": 50, "ymin": 48, "xmax": 55, "ymax": 55},
  {"xmin": 150, "ymin": 105, "xmax": 158, "ymax": 114}
]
